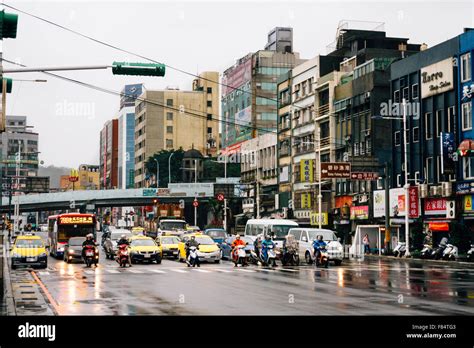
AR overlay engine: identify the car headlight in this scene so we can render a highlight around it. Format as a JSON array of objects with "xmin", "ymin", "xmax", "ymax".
[{"xmin": 68, "ymin": 249, "xmax": 75, "ymax": 254}]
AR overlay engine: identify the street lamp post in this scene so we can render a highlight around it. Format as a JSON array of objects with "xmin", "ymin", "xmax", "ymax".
[
  {"xmin": 317, "ymin": 126, "xmax": 322, "ymax": 229},
  {"xmin": 168, "ymin": 151, "xmax": 175, "ymax": 184},
  {"xmin": 153, "ymin": 158, "xmax": 159, "ymax": 188},
  {"xmin": 402, "ymin": 98, "xmax": 410, "ymax": 257},
  {"xmin": 194, "ymin": 159, "xmax": 198, "ymax": 226}
]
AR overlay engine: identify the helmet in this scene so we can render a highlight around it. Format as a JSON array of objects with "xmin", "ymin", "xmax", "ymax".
[
  {"xmin": 236, "ymin": 234, "xmax": 240, "ymax": 239},
  {"xmin": 191, "ymin": 235, "xmax": 195, "ymax": 239},
  {"xmin": 121, "ymin": 234, "xmax": 126, "ymax": 239},
  {"xmin": 86, "ymin": 233, "xmax": 93, "ymax": 240},
  {"xmin": 318, "ymin": 235, "xmax": 323, "ymax": 241},
  {"xmin": 265, "ymin": 235, "xmax": 271, "ymax": 240}
]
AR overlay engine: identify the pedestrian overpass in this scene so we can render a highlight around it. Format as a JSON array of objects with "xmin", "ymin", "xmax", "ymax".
[{"xmin": 0, "ymin": 184, "xmax": 219, "ymax": 213}]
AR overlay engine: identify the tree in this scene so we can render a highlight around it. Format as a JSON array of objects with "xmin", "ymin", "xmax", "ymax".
[
  {"xmin": 201, "ymin": 158, "xmax": 241, "ymax": 182},
  {"xmin": 145, "ymin": 148, "xmax": 185, "ymax": 187}
]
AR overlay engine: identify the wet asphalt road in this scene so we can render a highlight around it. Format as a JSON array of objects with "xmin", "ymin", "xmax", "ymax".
[{"xmin": 10, "ymin": 233, "xmax": 474, "ymax": 315}]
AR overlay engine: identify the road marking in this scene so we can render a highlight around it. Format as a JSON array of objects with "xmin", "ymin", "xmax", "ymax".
[
  {"xmin": 38, "ymin": 271, "xmax": 50, "ymax": 276},
  {"xmin": 171, "ymin": 269, "xmax": 188, "ymax": 273},
  {"xmin": 236, "ymin": 269, "xmax": 255, "ymax": 273},
  {"xmin": 149, "ymin": 269, "xmax": 166, "ymax": 274},
  {"xmin": 106, "ymin": 269, "xmax": 120, "ymax": 274},
  {"xmin": 215, "ymin": 269, "xmax": 233, "ymax": 273},
  {"xmin": 84, "ymin": 270, "xmax": 96, "ymax": 274},
  {"xmin": 279, "ymin": 268, "xmax": 299, "ymax": 272},
  {"xmin": 128, "ymin": 269, "xmax": 144, "ymax": 274},
  {"xmin": 194, "ymin": 269, "xmax": 211, "ymax": 273},
  {"xmin": 30, "ymin": 271, "xmax": 60, "ymax": 313}
]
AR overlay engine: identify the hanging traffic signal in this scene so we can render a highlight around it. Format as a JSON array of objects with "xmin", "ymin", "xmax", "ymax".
[
  {"xmin": 0, "ymin": 10, "xmax": 18, "ymax": 39},
  {"xmin": 112, "ymin": 62, "xmax": 165, "ymax": 77},
  {"xmin": 0, "ymin": 78, "xmax": 12, "ymax": 93}
]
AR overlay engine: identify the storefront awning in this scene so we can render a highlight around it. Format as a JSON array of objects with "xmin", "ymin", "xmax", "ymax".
[
  {"xmin": 457, "ymin": 139, "xmax": 474, "ymax": 157},
  {"xmin": 428, "ymin": 222, "xmax": 449, "ymax": 231}
]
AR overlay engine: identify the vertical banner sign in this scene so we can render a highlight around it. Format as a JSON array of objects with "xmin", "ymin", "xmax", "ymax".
[
  {"xmin": 301, "ymin": 193, "xmax": 311, "ymax": 209},
  {"xmin": 440, "ymin": 132, "xmax": 455, "ymax": 175},
  {"xmin": 300, "ymin": 159, "xmax": 314, "ymax": 182},
  {"xmin": 408, "ymin": 186, "xmax": 420, "ymax": 218}
]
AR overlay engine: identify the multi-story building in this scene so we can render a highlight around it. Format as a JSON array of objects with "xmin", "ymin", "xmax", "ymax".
[
  {"xmin": 221, "ymin": 27, "xmax": 304, "ymax": 153},
  {"xmin": 241, "ymin": 133, "xmax": 278, "ymax": 217},
  {"xmin": 99, "ymin": 119, "xmax": 119, "ymax": 189},
  {"xmin": 60, "ymin": 164, "xmax": 100, "ymax": 191},
  {"xmin": 0, "ymin": 116, "xmax": 39, "ymax": 178},
  {"xmin": 118, "ymin": 84, "xmax": 143, "ymax": 189},
  {"xmin": 134, "ymin": 72, "xmax": 219, "ymax": 188}
]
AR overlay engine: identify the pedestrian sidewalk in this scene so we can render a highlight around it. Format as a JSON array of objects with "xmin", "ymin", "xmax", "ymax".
[{"xmin": 362, "ymin": 253, "xmax": 474, "ymax": 268}]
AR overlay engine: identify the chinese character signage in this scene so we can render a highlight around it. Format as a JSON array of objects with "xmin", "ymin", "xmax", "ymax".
[
  {"xmin": 440, "ymin": 132, "xmax": 455, "ymax": 175},
  {"xmin": 389, "ymin": 187, "xmax": 420, "ymax": 217},
  {"xmin": 142, "ymin": 188, "xmax": 157, "ymax": 196},
  {"xmin": 59, "ymin": 216, "xmax": 94, "ymax": 224},
  {"xmin": 350, "ymin": 172, "xmax": 379, "ymax": 180},
  {"xmin": 350, "ymin": 205, "xmax": 369, "ymax": 220},
  {"xmin": 456, "ymin": 181, "xmax": 474, "ymax": 195},
  {"xmin": 310, "ymin": 212, "xmax": 328, "ymax": 226},
  {"xmin": 424, "ymin": 198, "xmax": 447, "ymax": 215},
  {"xmin": 408, "ymin": 186, "xmax": 420, "ymax": 218},
  {"xmin": 461, "ymin": 82, "xmax": 474, "ymax": 102},
  {"xmin": 300, "ymin": 159, "xmax": 314, "ymax": 183},
  {"xmin": 320, "ymin": 162, "xmax": 351, "ymax": 179},
  {"xmin": 301, "ymin": 193, "xmax": 311, "ymax": 209}
]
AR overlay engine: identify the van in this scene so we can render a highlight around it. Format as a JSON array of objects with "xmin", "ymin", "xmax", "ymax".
[
  {"xmin": 287, "ymin": 228, "xmax": 343, "ymax": 265},
  {"xmin": 244, "ymin": 219, "xmax": 299, "ymax": 249}
]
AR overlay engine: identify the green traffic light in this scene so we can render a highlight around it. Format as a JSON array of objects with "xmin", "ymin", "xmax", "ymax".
[
  {"xmin": 0, "ymin": 10, "xmax": 18, "ymax": 40},
  {"xmin": 112, "ymin": 62, "xmax": 165, "ymax": 77},
  {"xmin": 0, "ymin": 78, "xmax": 12, "ymax": 93}
]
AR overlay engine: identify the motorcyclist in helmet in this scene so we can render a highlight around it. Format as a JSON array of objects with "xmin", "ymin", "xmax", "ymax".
[
  {"xmin": 253, "ymin": 235, "xmax": 262, "ymax": 258},
  {"xmin": 231, "ymin": 234, "xmax": 246, "ymax": 264},
  {"xmin": 312, "ymin": 235, "xmax": 327, "ymax": 265},
  {"xmin": 261, "ymin": 234, "xmax": 275, "ymax": 263},
  {"xmin": 185, "ymin": 235, "xmax": 200, "ymax": 267},
  {"xmin": 82, "ymin": 233, "xmax": 96, "ymax": 261},
  {"xmin": 116, "ymin": 234, "xmax": 132, "ymax": 266}
]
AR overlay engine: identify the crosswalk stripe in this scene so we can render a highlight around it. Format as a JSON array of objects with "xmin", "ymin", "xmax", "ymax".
[
  {"xmin": 38, "ymin": 271, "xmax": 50, "ymax": 276},
  {"xmin": 84, "ymin": 270, "xmax": 95, "ymax": 274},
  {"xmin": 171, "ymin": 269, "xmax": 188, "ymax": 273},
  {"xmin": 149, "ymin": 269, "xmax": 166, "ymax": 273},
  {"xmin": 236, "ymin": 269, "xmax": 255, "ymax": 273},
  {"xmin": 194, "ymin": 269, "xmax": 211, "ymax": 273},
  {"xmin": 279, "ymin": 268, "xmax": 299, "ymax": 272},
  {"xmin": 106, "ymin": 269, "xmax": 120, "ymax": 274},
  {"xmin": 128, "ymin": 269, "xmax": 144, "ymax": 274},
  {"xmin": 215, "ymin": 269, "xmax": 232, "ymax": 273}
]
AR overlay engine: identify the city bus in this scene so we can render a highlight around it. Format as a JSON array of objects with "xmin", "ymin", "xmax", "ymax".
[{"xmin": 47, "ymin": 213, "xmax": 97, "ymax": 258}]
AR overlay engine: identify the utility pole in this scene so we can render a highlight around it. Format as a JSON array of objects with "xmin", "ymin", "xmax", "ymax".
[
  {"xmin": 194, "ymin": 159, "xmax": 197, "ymax": 226},
  {"xmin": 13, "ymin": 141, "xmax": 20, "ymax": 233},
  {"xmin": 223, "ymin": 198, "xmax": 227, "ymax": 232},
  {"xmin": 256, "ymin": 147, "xmax": 260, "ymax": 219},
  {"xmin": 168, "ymin": 151, "xmax": 175, "ymax": 185},
  {"xmin": 384, "ymin": 162, "xmax": 391, "ymax": 252},
  {"xmin": 317, "ymin": 125, "xmax": 322, "ymax": 229},
  {"xmin": 402, "ymin": 98, "xmax": 410, "ymax": 257},
  {"xmin": 154, "ymin": 158, "xmax": 159, "ymax": 188}
]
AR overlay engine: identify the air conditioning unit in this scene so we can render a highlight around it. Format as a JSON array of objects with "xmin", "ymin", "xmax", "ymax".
[
  {"xmin": 429, "ymin": 185, "xmax": 439, "ymax": 196},
  {"xmin": 442, "ymin": 182, "xmax": 452, "ymax": 197},
  {"xmin": 419, "ymin": 184, "xmax": 428, "ymax": 198}
]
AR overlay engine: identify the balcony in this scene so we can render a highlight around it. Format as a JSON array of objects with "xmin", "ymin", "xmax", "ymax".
[
  {"xmin": 319, "ymin": 137, "xmax": 330, "ymax": 148},
  {"xmin": 316, "ymin": 104, "xmax": 330, "ymax": 118}
]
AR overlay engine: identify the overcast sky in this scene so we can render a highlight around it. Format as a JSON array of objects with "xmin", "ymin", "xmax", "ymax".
[{"xmin": 3, "ymin": 0, "xmax": 473, "ymax": 168}]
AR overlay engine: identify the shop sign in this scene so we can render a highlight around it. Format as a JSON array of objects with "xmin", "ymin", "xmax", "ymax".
[
  {"xmin": 350, "ymin": 205, "xmax": 369, "ymax": 220},
  {"xmin": 424, "ymin": 198, "xmax": 447, "ymax": 215},
  {"xmin": 300, "ymin": 159, "xmax": 314, "ymax": 183},
  {"xmin": 301, "ymin": 192, "xmax": 312, "ymax": 209},
  {"xmin": 373, "ymin": 190, "xmax": 386, "ymax": 218},
  {"xmin": 464, "ymin": 195, "xmax": 473, "ymax": 212},
  {"xmin": 408, "ymin": 186, "xmax": 420, "ymax": 218},
  {"xmin": 440, "ymin": 132, "xmax": 456, "ymax": 175},
  {"xmin": 461, "ymin": 82, "xmax": 474, "ymax": 102},
  {"xmin": 420, "ymin": 58, "xmax": 453, "ymax": 98},
  {"xmin": 428, "ymin": 222, "xmax": 449, "ymax": 231},
  {"xmin": 310, "ymin": 212, "xmax": 328, "ymax": 226},
  {"xmin": 389, "ymin": 187, "xmax": 420, "ymax": 217},
  {"xmin": 456, "ymin": 181, "xmax": 474, "ymax": 195},
  {"xmin": 321, "ymin": 162, "xmax": 351, "ymax": 179}
]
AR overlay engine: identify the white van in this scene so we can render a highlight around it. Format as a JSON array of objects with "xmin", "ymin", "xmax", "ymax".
[
  {"xmin": 244, "ymin": 219, "xmax": 299, "ymax": 249},
  {"xmin": 287, "ymin": 228, "xmax": 343, "ymax": 265}
]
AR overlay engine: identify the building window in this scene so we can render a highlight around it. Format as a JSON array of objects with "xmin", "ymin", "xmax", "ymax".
[
  {"xmin": 447, "ymin": 106, "xmax": 455, "ymax": 133},
  {"xmin": 426, "ymin": 157, "xmax": 433, "ymax": 184},
  {"xmin": 437, "ymin": 156, "xmax": 441, "ymax": 183},
  {"xmin": 166, "ymin": 126, "xmax": 173, "ymax": 134},
  {"xmin": 402, "ymin": 87, "xmax": 409, "ymax": 101},
  {"xmin": 462, "ymin": 102, "xmax": 472, "ymax": 130},
  {"xmin": 207, "ymin": 87, "xmax": 212, "ymax": 94},
  {"xmin": 207, "ymin": 127, "xmax": 212, "ymax": 134},
  {"xmin": 166, "ymin": 99, "xmax": 173, "ymax": 106},
  {"xmin": 207, "ymin": 113, "xmax": 213, "ymax": 120},
  {"xmin": 394, "ymin": 90, "xmax": 400, "ymax": 103},
  {"xmin": 412, "ymin": 84, "xmax": 419, "ymax": 99},
  {"xmin": 412, "ymin": 127, "xmax": 419, "ymax": 143},
  {"xmin": 166, "ymin": 139, "xmax": 173, "ymax": 148},
  {"xmin": 207, "ymin": 100, "xmax": 212, "ymax": 107},
  {"xmin": 425, "ymin": 112, "xmax": 432, "ymax": 140},
  {"xmin": 394, "ymin": 131, "xmax": 401, "ymax": 146},
  {"xmin": 166, "ymin": 112, "xmax": 173, "ymax": 121},
  {"xmin": 435, "ymin": 110, "xmax": 442, "ymax": 137},
  {"xmin": 461, "ymin": 52, "xmax": 471, "ymax": 82},
  {"xmin": 464, "ymin": 157, "xmax": 474, "ymax": 179}
]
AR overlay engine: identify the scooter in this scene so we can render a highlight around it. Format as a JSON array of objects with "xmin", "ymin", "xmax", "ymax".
[
  {"xmin": 442, "ymin": 243, "xmax": 458, "ymax": 261},
  {"xmin": 233, "ymin": 245, "xmax": 247, "ymax": 267},
  {"xmin": 420, "ymin": 244, "xmax": 433, "ymax": 259},
  {"xmin": 315, "ymin": 247, "xmax": 329, "ymax": 268},
  {"xmin": 186, "ymin": 246, "xmax": 200, "ymax": 267},
  {"xmin": 281, "ymin": 246, "xmax": 299, "ymax": 266},
  {"xmin": 116, "ymin": 244, "xmax": 130, "ymax": 267},
  {"xmin": 262, "ymin": 245, "xmax": 277, "ymax": 267},
  {"xmin": 83, "ymin": 245, "xmax": 99, "ymax": 267},
  {"xmin": 467, "ymin": 245, "xmax": 474, "ymax": 262},
  {"xmin": 393, "ymin": 242, "xmax": 406, "ymax": 258},
  {"xmin": 249, "ymin": 249, "xmax": 262, "ymax": 265},
  {"xmin": 432, "ymin": 239, "xmax": 448, "ymax": 260}
]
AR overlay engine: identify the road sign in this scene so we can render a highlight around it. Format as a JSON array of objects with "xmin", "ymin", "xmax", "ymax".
[
  {"xmin": 320, "ymin": 162, "xmax": 351, "ymax": 179},
  {"xmin": 193, "ymin": 200, "xmax": 199, "ymax": 208},
  {"xmin": 350, "ymin": 172, "xmax": 379, "ymax": 180},
  {"xmin": 216, "ymin": 193, "xmax": 225, "ymax": 202}
]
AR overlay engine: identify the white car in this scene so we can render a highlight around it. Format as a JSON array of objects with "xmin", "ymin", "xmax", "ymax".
[{"xmin": 288, "ymin": 228, "xmax": 343, "ymax": 265}]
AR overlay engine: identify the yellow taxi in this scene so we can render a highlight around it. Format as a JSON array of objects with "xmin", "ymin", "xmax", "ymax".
[
  {"xmin": 11, "ymin": 234, "xmax": 48, "ymax": 269},
  {"xmin": 131, "ymin": 227, "xmax": 145, "ymax": 235},
  {"xmin": 128, "ymin": 235, "xmax": 162, "ymax": 264},
  {"xmin": 156, "ymin": 235, "xmax": 180, "ymax": 259},
  {"xmin": 177, "ymin": 233, "xmax": 221, "ymax": 263}
]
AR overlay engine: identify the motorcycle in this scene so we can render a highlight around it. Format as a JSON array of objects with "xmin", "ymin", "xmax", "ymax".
[
  {"xmin": 249, "ymin": 249, "xmax": 262, "ymax": 265},
  {"xmin": 432, "ymin": 238, "xmax": 448, "ymax": 260},
  {"xmin": 420, "ymin": 244, "xmax": 433, "ymax": 259},
  {"xmin": 186, "ymin": 246, "xmax": 200, "ymax": 267},
  {"xmin": 233, "ymin": 245, "xmax": 247, "ymax": 267},
  {"xmin": 467, "ymin": 245, "xmax": 474, "ymax": 262},
  {"xmin": 393, "ymin": 242, "xmax": 406, "ymax": 258},
  {"xmin": 315, "ymin": 247, "xmax": 329, "ymax": 268},
  {"xmin": 281, "ymin": 246, "xmax": 299, "ymax": 266},
  {"xmin": 83, "ymin": 245, "xmax": 99, "ymax": 267},
  {"xmin": 442, "ymin": 243, "xmax": 458, "ymax": 261},
  {"xmin": 262, "ymin": 244, "xmax": 277, "ymax": 267},
  {"xmin": 116, "ymin": 244, "xmax": 130, "ymax": 267}
]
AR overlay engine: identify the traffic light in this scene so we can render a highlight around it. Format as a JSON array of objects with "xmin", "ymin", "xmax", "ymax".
[
  {"xmin": 112, "ymin": 62, "xmax": 165, "ymax": 77},
  {"xmin": 0, "ymin": 10, "xmax": 18, "ymax": 40},
  {"xmin": 0, "ymin": 78, "xmax": 12, "ymax": 93}
]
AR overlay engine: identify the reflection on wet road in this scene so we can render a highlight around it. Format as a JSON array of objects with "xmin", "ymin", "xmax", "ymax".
[{"xmin": 23, "ymin": 250, "xmax": 474, "ymax": 315}]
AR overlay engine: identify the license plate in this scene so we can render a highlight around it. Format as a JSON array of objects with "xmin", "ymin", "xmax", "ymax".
[
  {"xmin": 144, "ymin": 254, "xmax": 150, "ymax": 258},
  {"xmin": 26, "ymin": 257, "xmax": 37, "ymax": 262},
  {"xmin": 85, "ymin": 251, "xmax": 94, "ymax": 256}
]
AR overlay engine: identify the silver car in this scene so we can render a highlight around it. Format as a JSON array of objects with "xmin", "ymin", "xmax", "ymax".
[{"xmin": 288, "ymin": 228, "xmax": 343, "ymax": 265}]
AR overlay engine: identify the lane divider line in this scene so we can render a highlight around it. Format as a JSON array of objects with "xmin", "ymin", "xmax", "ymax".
[{"xmin": 30, "ymin": 271, "xmax": 60, "ymax": 314}]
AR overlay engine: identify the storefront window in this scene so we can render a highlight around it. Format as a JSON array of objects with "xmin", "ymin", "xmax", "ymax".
[
  {"xmin": 463, "ymin": 156, "xmax": 474, "ymax": 179},
  {"xmin": 461, "ymin": 52, "xmax": 472, "ymax": 82}
]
